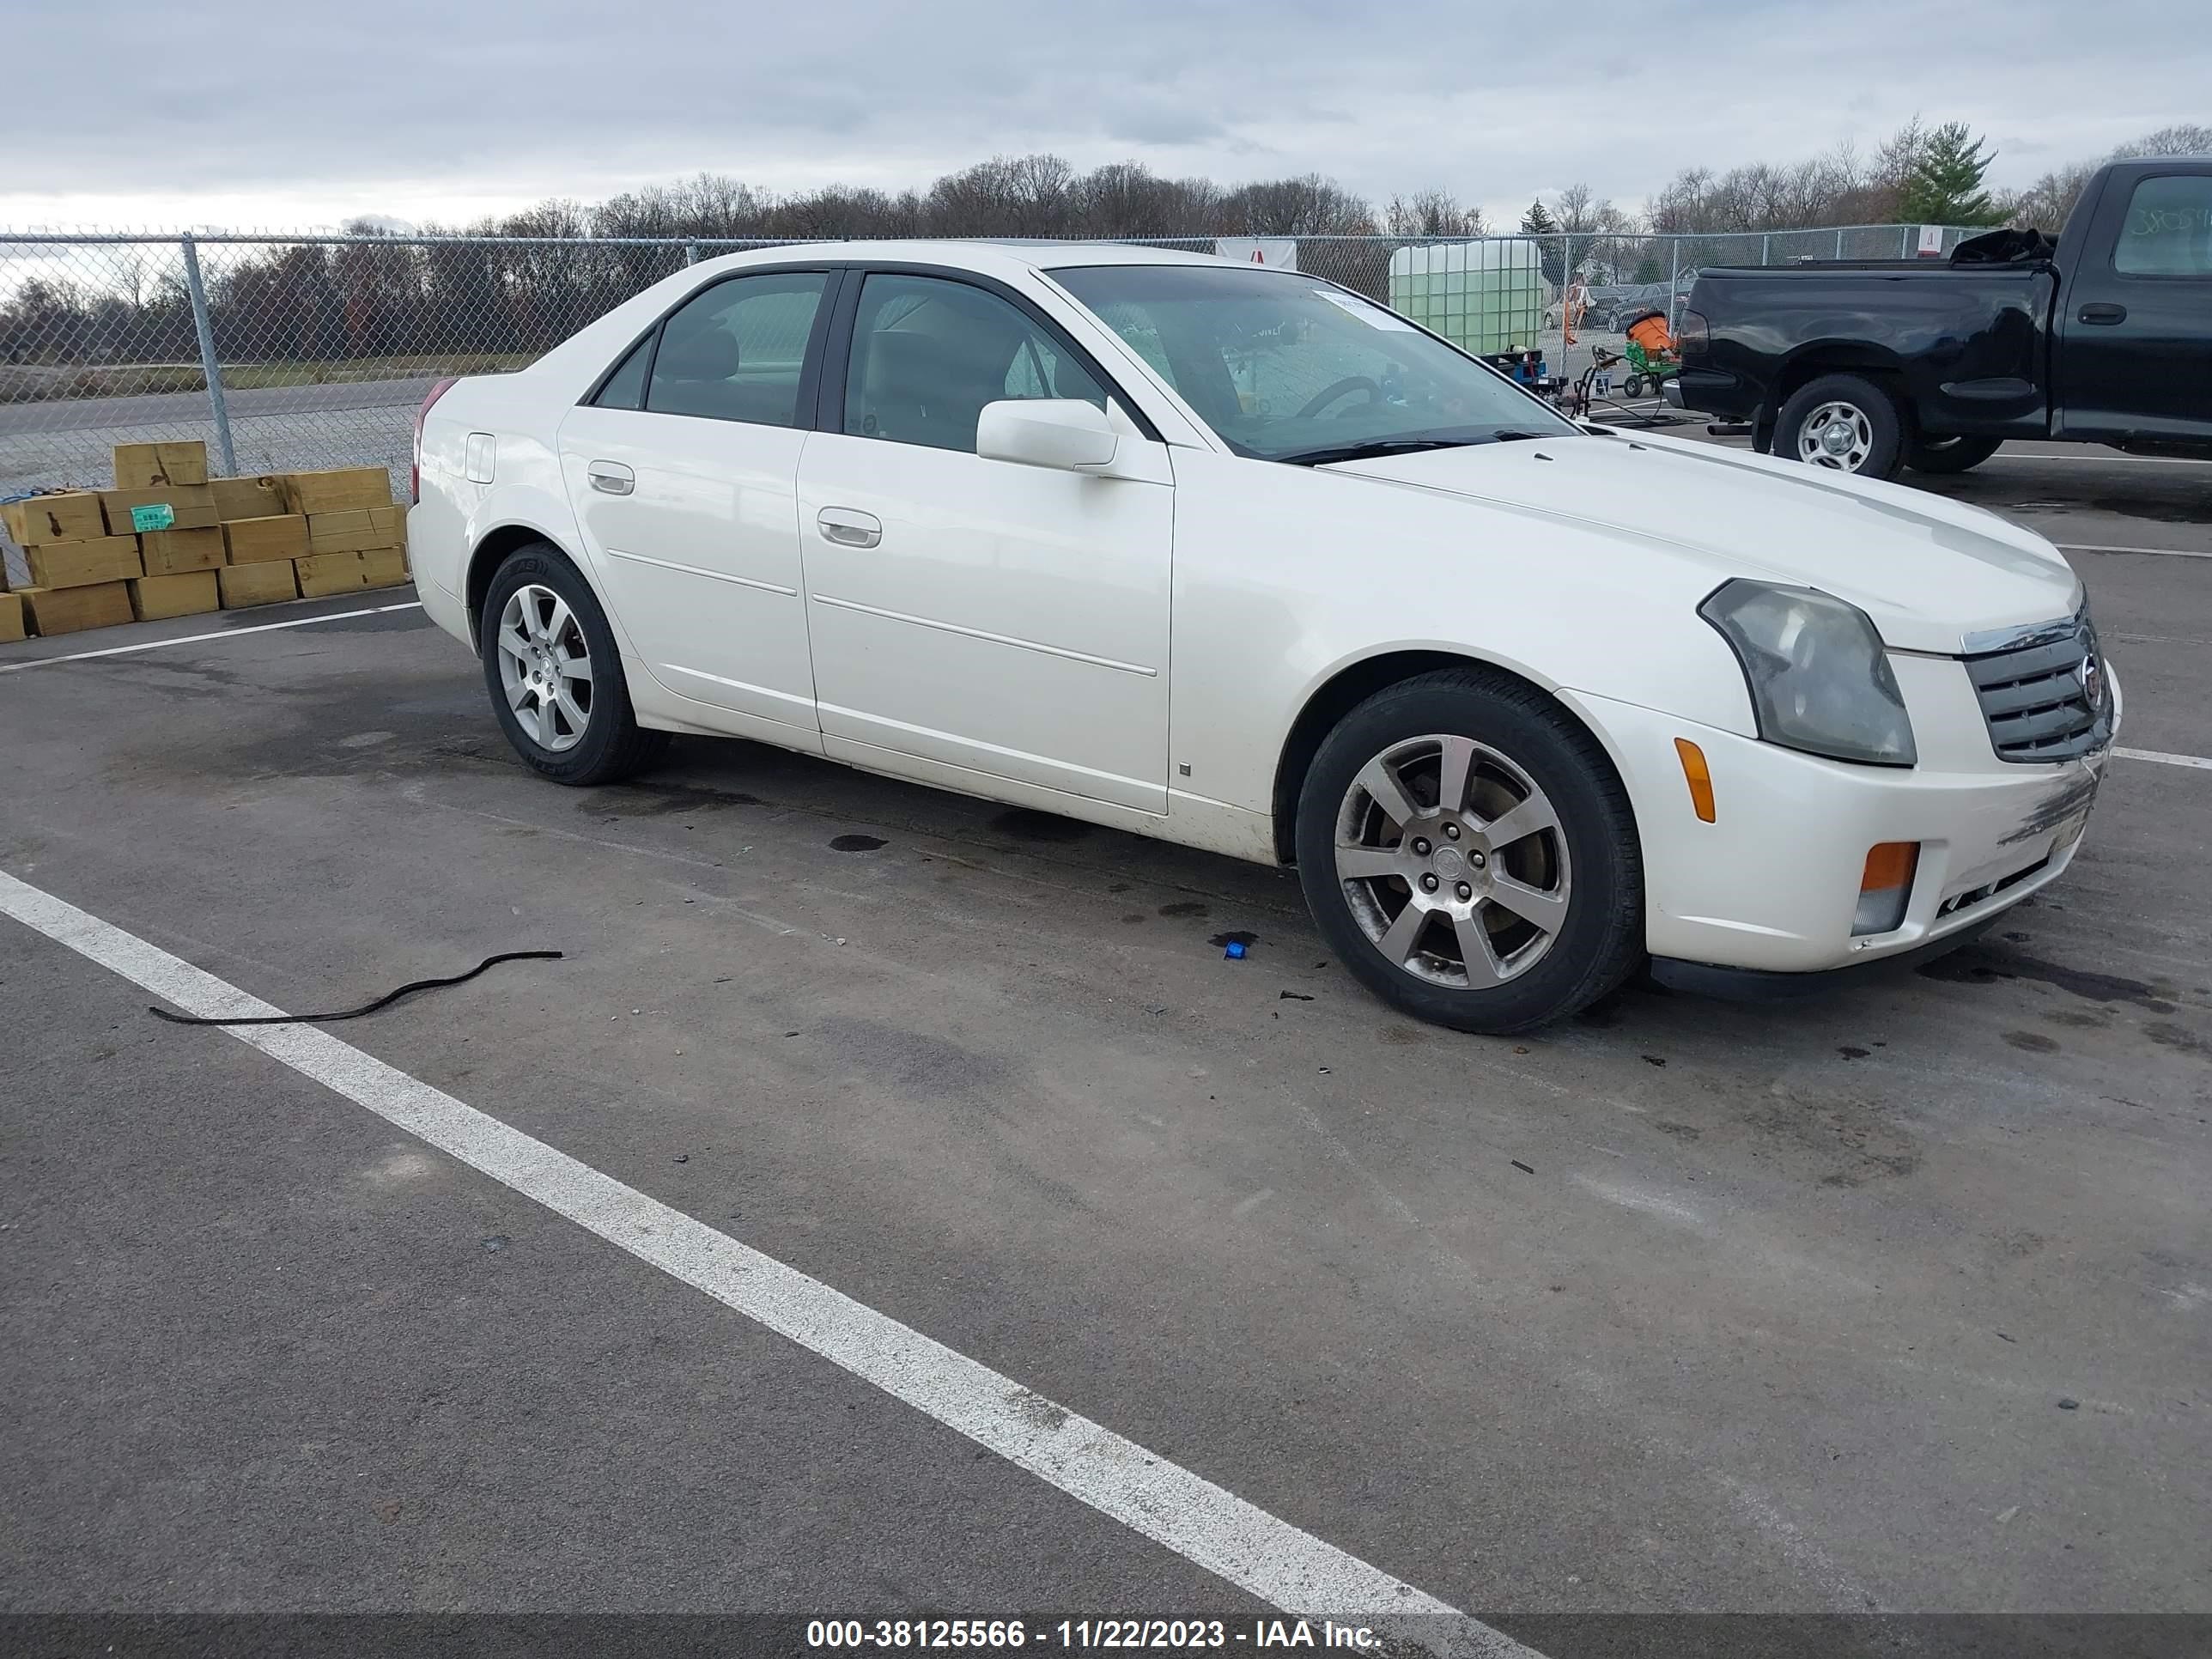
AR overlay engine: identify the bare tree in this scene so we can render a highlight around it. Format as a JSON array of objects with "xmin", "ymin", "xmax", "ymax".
[
  {"xmin": 1218, "ymin": 174, "xmax": 1375, "ymax": 236},
  {"xmin": 922, "ymin": 155, "xmax": 1079, "ymax": 236},
  {"xmin": 1644, "ymin": 124, "xmax": 1921, "ymax": 233},
  {"xmin": 1998, "ymin": 123, "xmax": 2212, "ymax": 230},
  {"xmin": 1076, "ymin": 163, "xmax": 1223, "ymax": 238},
  {"xmin": 1383, "ymin": 189, "xmax": 1486, "ymax": 237},
  {"xmin": 2112, "ymin": 124, "xmax": 2212, "ymax": 160}
]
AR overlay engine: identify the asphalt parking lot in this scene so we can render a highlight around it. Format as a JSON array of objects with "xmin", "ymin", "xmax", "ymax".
[{"xmin": 3, "ymin": 438, "xmax": 2208, "ymax": 1657}]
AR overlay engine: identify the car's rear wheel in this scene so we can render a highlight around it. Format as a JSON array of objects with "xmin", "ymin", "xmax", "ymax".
[
  {"xmin": 1777, "ymin": 373, "xmax": 1905, "ymax": 480},
  {"xmin": 480, "ymin": 542, "xmax": 668, "ymax": 786},
  {"xmin": 1294, "ymin": 670, "xmax": 1644, "ymax": 1033},
  {"xmin": 1905, "ymin": 434, "xmax": 2002, "ymax": 474}
]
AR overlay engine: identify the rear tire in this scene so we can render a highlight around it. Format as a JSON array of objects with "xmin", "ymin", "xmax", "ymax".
[
  {"xmin": 1293, "ymin": 670, "xmax": 1644, "ymax": 1034},
  {"xmin": 1905, "ymin": 434, "xmax": 2002, "ymax": 475},
  {"xmin": 1776, "ymin": 373, "xmax": 1905, "ymax": 480},
  {"xmin": 479, "ymin": 542, "xmax": 669, "ymax": 786}
]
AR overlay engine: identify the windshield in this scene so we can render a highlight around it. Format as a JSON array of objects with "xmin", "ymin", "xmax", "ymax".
[{"xmin": 1050, "ymin": 263, "xmax": 1577, "ymax": 463}]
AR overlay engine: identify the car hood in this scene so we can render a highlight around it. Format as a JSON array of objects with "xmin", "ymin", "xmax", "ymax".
[{"xmin": 1327, "ymin": 432, "xmax": 2082, "ymax": 654}]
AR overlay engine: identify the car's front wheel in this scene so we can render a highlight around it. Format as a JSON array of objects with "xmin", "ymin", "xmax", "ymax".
[
  {"xmin": 480, "ymin": 542, "xmax": 668, "ymax": 786},
  {"xmin": 1294, "ymin": 670, "xmax": 1644, "ymax": 1034}
]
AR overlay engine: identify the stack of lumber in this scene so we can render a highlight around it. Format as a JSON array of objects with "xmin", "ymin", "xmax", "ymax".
[{"xmin": 0, "ymin": 443, "xmax": 410, "ymax": 639}]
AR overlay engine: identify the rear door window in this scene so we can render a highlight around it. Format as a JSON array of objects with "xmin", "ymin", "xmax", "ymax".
[{"xmin": 644, "ymin": 271, "xmax": 830, "ymax": 425}]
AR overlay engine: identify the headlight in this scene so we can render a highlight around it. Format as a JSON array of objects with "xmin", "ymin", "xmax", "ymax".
[{"xmin": 1699, "ymin": 580, "xmax": 1916, "ymax": 767}]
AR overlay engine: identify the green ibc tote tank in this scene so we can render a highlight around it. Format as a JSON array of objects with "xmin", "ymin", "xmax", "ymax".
[{"xmin": 1388, "ymin": 240, "xmax": 1547, "ymax": 356}]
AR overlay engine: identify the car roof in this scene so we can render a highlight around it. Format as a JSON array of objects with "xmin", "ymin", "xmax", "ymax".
[{"xmin": 691, "ymin": 239, "xmax": 1262, "ymax": 279}]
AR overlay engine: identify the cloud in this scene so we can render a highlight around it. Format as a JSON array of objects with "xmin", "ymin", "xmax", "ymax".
[{"xmin": 3, "ymin": 0, "xmax": 2203, "ymax": 227}]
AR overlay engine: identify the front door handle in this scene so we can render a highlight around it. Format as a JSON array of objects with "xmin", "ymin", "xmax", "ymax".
[
  {"xmin": 587, "ymin": 461, "xmax": 635, "ymax": 495},
  {"xmin": 817, "ymin": 507, "xmax": 883, "ymax": 549},
  {"xmin": 2077, "ymin": 302, "xmax": 2127, "ymax": 325}
]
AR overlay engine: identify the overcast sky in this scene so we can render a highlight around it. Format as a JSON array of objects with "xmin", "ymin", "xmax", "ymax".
[{"xmin": 6, "ymin": 0, "xmax": 2205, "ymax": 230}]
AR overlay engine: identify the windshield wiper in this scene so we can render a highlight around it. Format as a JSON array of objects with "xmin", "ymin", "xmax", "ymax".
[
  {"xmin": 1277, "ymin": 437, "xmax": 1476, "ymax": 467},
  {"xmin": 1279, "ymin": 431, "xmax": 1564, "ymax": 466}
]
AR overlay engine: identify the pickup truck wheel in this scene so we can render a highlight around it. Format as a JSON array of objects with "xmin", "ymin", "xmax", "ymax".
[
  {"xmin": 1905, "ymin": 435, "xmax": 2002, "ymax": 475},
  {"xmin": 1294, "ymin": 671, "xmax": 1644, "ymax": 1034},
  {"xmin": 481, "ymin": 542, "xmax": 670, "ymax": 787},
  {"xmin": 1778, "ymin": 374, "xmax": 1904, "ymax": 479}
]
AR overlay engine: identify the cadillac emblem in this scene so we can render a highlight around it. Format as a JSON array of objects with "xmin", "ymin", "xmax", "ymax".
[{"xmin": 2077, "ymin": 652, "xmax": 2105, "ymax": 707}]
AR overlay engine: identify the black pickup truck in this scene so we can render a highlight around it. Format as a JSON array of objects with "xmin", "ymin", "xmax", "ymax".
[{"xmin": 1668, "ymin": 156, "xmax": 2212, "ymax": 479}]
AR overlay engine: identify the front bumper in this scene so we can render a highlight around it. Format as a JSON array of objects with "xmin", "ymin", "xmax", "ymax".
[
  {"xmin": 1562, "ymin": 668, "xmax": 2117, "ymax": 976},
  {"xmin": 1650, "ymin": 915, "xmax": 1998, "ymax": 999}
]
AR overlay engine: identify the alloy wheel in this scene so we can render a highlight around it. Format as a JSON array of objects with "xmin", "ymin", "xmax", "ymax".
[
  {"xmin": 495, "ymin": 583, "xmax": 594, "ymax": 753},
  {"xmin": 1332, "ymin": 734, "xmax": 1572, "ymax": 988}
]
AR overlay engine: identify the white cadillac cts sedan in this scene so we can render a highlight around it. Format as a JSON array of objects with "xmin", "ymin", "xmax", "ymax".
[{"xmin": 411, "ymin": 243, "xmax": 2118, "ymax": 1032}]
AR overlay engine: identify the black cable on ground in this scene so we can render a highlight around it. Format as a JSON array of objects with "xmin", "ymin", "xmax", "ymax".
[{"xmin": 149, "ymin": 951, "xmax": 563, "ymax": 1026}]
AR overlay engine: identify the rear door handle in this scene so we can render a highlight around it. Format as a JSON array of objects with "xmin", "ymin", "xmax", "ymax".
[
  {"xmin": 587, "ymin": 461, "xmax": 635, "ymax": 495},
  {"xmin": 817, "ymin": 507, "xmax": 883, "ymax": 549},
  {"xmin": 2077, "ymin": 302, "xmax": 2127, "ymax": 325}
]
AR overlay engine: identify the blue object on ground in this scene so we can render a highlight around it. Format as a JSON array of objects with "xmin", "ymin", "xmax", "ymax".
[{"xmin": 1224, "ymin": 940, "xmax": 1247, "ymax": 959}]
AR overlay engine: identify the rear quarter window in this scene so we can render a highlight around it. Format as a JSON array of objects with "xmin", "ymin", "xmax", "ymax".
[{"xmin": 592, "ymin": 336, "xmax": 653, "ymax": 410}]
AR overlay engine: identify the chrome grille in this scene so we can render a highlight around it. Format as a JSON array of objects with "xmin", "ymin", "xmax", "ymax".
[{"xmin": 1962, "ymin": 612, "xmax": 2112, "ymax": 763}]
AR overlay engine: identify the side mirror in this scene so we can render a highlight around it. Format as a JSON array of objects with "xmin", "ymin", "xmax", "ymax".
[{"xmin": 975, "ymin": 398, "xmax": 1119, "ymax": 471}]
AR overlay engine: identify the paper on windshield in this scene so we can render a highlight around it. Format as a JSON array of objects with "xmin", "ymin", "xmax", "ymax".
[{"xmin": 1311, "ymin": 289, "xmax": 1417, "ymax": 331}]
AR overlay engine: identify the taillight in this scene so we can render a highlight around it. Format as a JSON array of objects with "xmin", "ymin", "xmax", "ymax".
[
  {"xmin": 1675, "ymin": 309, "xmax": 1709, "ymax": 357},
  {"xmin": 412, "ymin": 376, "xmax": 460, "ymax": 504}
]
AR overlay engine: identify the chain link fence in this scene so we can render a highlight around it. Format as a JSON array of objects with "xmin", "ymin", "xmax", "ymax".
[{"xmin": 1, "ymin": 222, "xmax": 1979, "ymax": 574}]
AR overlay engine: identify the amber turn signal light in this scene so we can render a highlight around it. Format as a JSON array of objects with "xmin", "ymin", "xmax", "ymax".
[
  {"xmin": 1674, "ymin": 738, "xmax": 1716, "ymax": 823},
  {"xmin": 1861, "ymin": 842, "xmax": 1918, "ymax": 894},
  {"xmin": 1853, "ymin": 841, "xmax": 1920, "ymax": 936}
]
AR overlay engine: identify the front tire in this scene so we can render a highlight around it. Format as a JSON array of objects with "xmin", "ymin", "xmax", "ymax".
[
  {"xmin": 480, "ymin": 542, "xmax": 669, "ymax": 786},
  {"xmin": 1905, "ymin": 434, "xmax": 2002, "ymax": 475},
  {"xmin": 1294, "ymin": 670, "xmax": 1644, "ymax": 1034},
  {"xmin": 1776, "ymin": 373, "xmax": 1905, "ymax": 480}
]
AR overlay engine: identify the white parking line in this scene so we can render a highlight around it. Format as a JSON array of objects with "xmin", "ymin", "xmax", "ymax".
[
  {"xmin": 0, "ymin": 601, "xmax": 425, "ymax": 674},
  {"xmin": 2058, "ymin": 544, "xmax": 2212, "ymax": 559},
  {"xmin": 1990, "ymin": 453, "xmax": 2211, "ymax": 465},
  {"xmin": 0, "ymin": 867, "xmax": 1534, "ymax": 1659},
  {"xmin": 2118, "ymin": 746, "xmax": 2212, "ymax": 772}
]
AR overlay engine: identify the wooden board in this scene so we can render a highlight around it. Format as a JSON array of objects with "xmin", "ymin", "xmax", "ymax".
[
  {"xmin": 223, "ymin": 514, "xmax": 309, "ymax": 565},
  {"xmin": 217, "ymin": 561, "xmax": 299, "ymax": 609},
  {"xmin": 2, "ymin": 492, "xmax": 109, "ymax": 547},
  {"xmin": 295, "ymin": 547, "xmax": 410, "ymax": 599},
  {"xmin": 129, "ymin": 571, "xmax": 222, "ymax": 622},
  {"xmin": 281, "ymin": 467, "xmax": 394, "ymax": 516},
  {"xmin": 139, "ymin": 526, "xmax": 228, "ymax": 576},
  {"xmin": 306, "ymin": 505, "xmax": 406, "ymax": 555},
  {"xmin": 18, "ymin": 582, "xmax": 135, "ymax": 636},
  {"xmin": 113, "ymin": 441, "xmax": 210, "ymax": 489},
  {"xmin": 25, "ymin": 537, "xmax": 144, "ymax": 589},
  {"xmin": 210, "ymin": 476, "xmax": 289, "ymax": 521},
  {"xmin": 0, "ymin": 592, "xmax": 24, "ymax": 644},
  {"xmin": 100, "ymin": 484, "xmax": 218, "ymax": 535}
]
